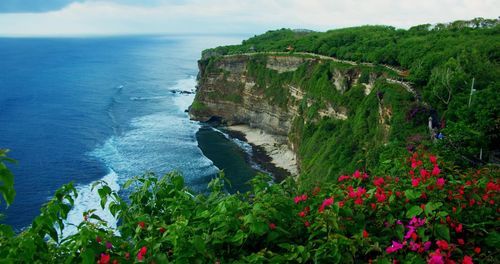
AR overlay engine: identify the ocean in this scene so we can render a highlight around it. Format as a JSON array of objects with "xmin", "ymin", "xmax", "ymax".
[{"xmin": 0, "ymin": 35, "xmax": 259, "ymax": 233}]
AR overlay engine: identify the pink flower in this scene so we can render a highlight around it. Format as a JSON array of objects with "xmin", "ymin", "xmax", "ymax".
[
  {"xmin": 373, "ymin": 177, "xmax": 385, "ymax": 186},
  {"xmin": 436, "ymin": 178, "xmax": 445, "ymax": 187},
  {"xmin": 428, "ymin": 254, "xmax": 444, "ymax": 264},
  {"xmin": 322, "ymin": 197, "xmax": 333, "ymax": 206},
  {"xmin": 432, "ymin": 166, "xmax": 441, "ymax": 176},
  {"xmin": 409, "ymin": 241, "xmax": 421, "ymax": 251},
  {"xmin": 294, "ymin": 194, "xmax": 308, "ymax": 204},
  {"xmin": 106, "ymin": 241, "xmax": 113, "ymax": 249},
  {"xmin": 424, "ymin": 241, "xmax": 432, "ymax": 251},
  {"xmin": 412, "ymin": 178, "xmax": 420, "ymax": 187},
  {"xmin": 429, "ymin": 155, "xmax": 437, "ymax": 165},
  {"xmin": 338, "ymin": 175, "xmax": 350, "ymax": 182},
  {"xmin": 353, "ymin": 170, "xmax": 361, "ymax": 179},
  {"xmin": 420, "ymin": 169, "xmax": 430, "ymax": 178},
  {"xmin": 409, "ymin": 217, "xmax": 426, "ymax": 227},
  {"xmin": 404, "ymin": 227, "xmax": 415, "ymax": 240},
  {"xmin": 386, "ymin": 241, "xmax": 404, "ymax": 253},
  {"xmin": 319, "ymin": 197, "xmax": 334, "ymax": 212}
]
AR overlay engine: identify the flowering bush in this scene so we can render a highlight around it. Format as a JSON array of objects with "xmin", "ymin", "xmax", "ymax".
[{"xmin": 0, "ymin": 151, "xmax": 499, "ymax": 263}]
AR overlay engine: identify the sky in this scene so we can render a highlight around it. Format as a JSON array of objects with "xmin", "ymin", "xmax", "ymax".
[{"xmin": 0, "ymin": 0, "xmax": 498, "ymax": 36}]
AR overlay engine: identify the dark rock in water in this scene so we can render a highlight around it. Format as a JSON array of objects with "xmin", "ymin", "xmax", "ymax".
[
  {"xmin": 170, "ymin": 89, "xmax": 195, "ymax": 95},
  {"xmin": 184, "ymin": 109, "xmax": 189, "ymax": 113}
]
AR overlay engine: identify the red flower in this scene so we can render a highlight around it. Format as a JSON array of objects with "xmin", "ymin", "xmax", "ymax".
[
  {"xmin": 96, "ymin": 236, "xmax": 102, "ymax": 243},
  {"xmin": 432, "ymin": 166, "xmax": 441, "ymax": 176},
  {"xmin": 457, "ymin": 239, "xmax": 464, "ymax": 245},
  {"xmin": 319, "ymin": 197, "xmax": 334, "ymax": 212},
  {"xmin": 298, "ymin": 211, "xmax": 306, "ymax": 218},
  {"xmin": 159, "ymin": 227, "xmax": 166, "ymax": 234},
  {"xmin": 106, "ymin": 241, "xmax": 113, "ymax": 249},
  {"xmin": 462, "ymin": 256, "xmax": 473, "ymax": 264},
  {"xmin": 436, "ymin": 240, "xmax": 449, "ymax": 251},
  {"xmin": 112, "ymin": 260, "xmax": 118, "ymax": 264},
  {"xmin": 338, "ymin": 175, "xmax": 350, "ymax": 182},
  {"xmin": 304, "ymin": 221, "xmax": 310, "ymax": 227},
  {"xmin": 429, "ymin": 155, "xmax": 437, "ymax": 165},
  {"xmin": 98, "ymin": 253, "xmax": 110, "ymax": 264},
  {"xmin": 474, "ymin": 247, "xmax": 481, "ymax": 254},
  {"xmin": 137, "ymin": 246, "xmax": 147, "ymax": 261},
  {"xmin": 420, "ymin": 169, "xmax": 429, "ymax": 178},
  {"xmin": 338, "ymin": 201, "xmax": 344, "ymax": 208},
  {"xmin": 138, "ymin": 221, "xmax": 145, "ymax": 229},
  {"xmin": 373, "ymin": 177, "xmax": 385, "ymax": 186},
  {"xmin": 124, "ymin": 252, "xmax": 130, "ymax": 260},
  {"xmin": 269, "ymin": 223, "xmax": 277, "ymax": 230},
  {"xmin": 455, "ymin": 223, "xmax": 462, "ymax": 233},
  {"xmin": 353, "ymin": 170, "xmax": 361, "ymax": 179},
  {"xmin": 354, "ymin": 197, "xmax": 364, "ymax": 205},
  {"xmin": 371, "ymin": 203, "xmax": 376, "ymax": 210},
  {"xmin": 363, "ymin": 229, "xmax": 369, "ymax": 238},
  {"xmin": 412, "ymin": 178, "xmax": 420, "ymax": 187},
  {"xmin": 436, "ymin": 178, "xmax": 445, "ymax": 187}
]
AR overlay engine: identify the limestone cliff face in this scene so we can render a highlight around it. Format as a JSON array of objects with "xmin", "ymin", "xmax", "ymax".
[{"xmin": 190, "ymin": 55, "xmax": 300, "ymax": 136}]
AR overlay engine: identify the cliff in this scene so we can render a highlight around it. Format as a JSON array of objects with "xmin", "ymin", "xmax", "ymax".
[{"xmin": 190, "ymin": 53, "xmax": 427, "ymax": 182}]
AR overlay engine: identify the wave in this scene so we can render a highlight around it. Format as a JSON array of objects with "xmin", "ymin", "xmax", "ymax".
[
  {"xmin": 62, "ymin": 169, "xmax": 120, "ymax": 238},
  {"xmin": 62, "ymin": 77, "xmax": 217, "ymax": 238},
  {"xmin": 129, "ymin": 96, "xmax": 169, "ymax": 101},
  {"xmin": 171, "ymin": 76, "xmax": 197, "ymax": 111}
]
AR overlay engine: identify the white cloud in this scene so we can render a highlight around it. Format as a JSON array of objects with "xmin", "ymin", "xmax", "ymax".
[{"xmin": 0, "ymin": 0, "xmax": 498, "ymax": 36}]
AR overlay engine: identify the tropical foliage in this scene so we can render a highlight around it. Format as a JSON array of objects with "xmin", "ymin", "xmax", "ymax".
[{"xmin": 1, "ymin": 149, "xmax": 499, "ymax": 263}]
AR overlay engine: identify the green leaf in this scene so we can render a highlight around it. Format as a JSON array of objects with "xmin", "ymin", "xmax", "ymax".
[
  {"xmin": 405, "ymin": 190, "xmax": 420, "ymax": 200},
  {"xmin": 172, "ymin": 175, "xmax": 185, "ymax": 190},
  {"xmin": 192, "ymin": 236, "xmax": 206, "ymax": 252},
  {"xmin": 485, "ymin": 232, "xmax": 500, "ymax": 248},
  {"xmin": 231, "ymin": 230, "xmax": 247, "ymax": 245},
  {"xmin": 406, "ymin": 205, "xmax": 423, "ymax": 218},
  {"xmin": 435, "ymin": 224, "xmax": 450, "ymax": 241},
  {"xmin": 424, "ymin": 202, "xmax": 443, "ymax": 216},
  {"xmin": 81, "ymin": 248, "xmax": 95, "ymax": 264}
]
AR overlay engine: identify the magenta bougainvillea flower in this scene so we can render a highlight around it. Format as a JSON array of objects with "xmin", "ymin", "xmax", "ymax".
[{"xmin": 386, "ymin": 241, "xmax": 404, "ymax": 253}]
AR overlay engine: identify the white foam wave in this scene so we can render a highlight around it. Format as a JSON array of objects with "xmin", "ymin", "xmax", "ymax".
[
  {"xmin": 130, "ymin": 96, "xmax": 169, "ymax": 101},
  {"xmin": 171, "ymin": 76, "xmax": 197, "ymax": 111},
  {"xmin": 62, "ymin": 170, "xmax": 120, "ymax": 238}
]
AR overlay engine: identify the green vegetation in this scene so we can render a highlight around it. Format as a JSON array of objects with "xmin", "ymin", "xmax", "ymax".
[
  {"xmin": 203, "ymin": 17, "xmax": 499, "ymax": 170},
  {"xmin": 2, "ymin": 19, "xmax": 500, "ymax": 263},
  {"xmin": 1, "ymin": 149, "xmax": 499, "ymax": 263}
]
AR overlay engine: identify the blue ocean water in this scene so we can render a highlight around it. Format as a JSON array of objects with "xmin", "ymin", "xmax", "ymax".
[{"xmin": 0, "ymin": 35, "xmax": 255, "ymax": 232}]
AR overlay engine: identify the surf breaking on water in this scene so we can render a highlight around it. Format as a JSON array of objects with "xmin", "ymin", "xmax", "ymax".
[{"xmin": 61, "ymin": 76, "xmax": 217, "ymax": 237}]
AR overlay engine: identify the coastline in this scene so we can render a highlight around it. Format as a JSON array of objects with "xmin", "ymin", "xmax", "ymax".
[{"xmin": 225, "ymin": 125, "xmax": 298, "ymax": 180}]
